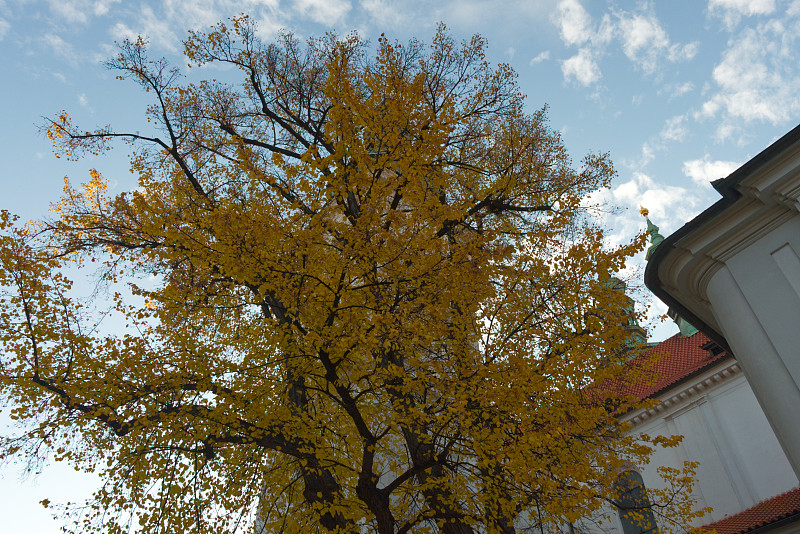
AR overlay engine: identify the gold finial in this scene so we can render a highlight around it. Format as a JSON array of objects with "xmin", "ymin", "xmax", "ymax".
[{"xmin": 642, "ymin": 208, "xmax": 665, "ymax": 261}]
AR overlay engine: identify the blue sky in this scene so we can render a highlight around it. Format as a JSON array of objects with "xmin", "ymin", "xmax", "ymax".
[{"xmin": 1, "ymin": 0, "xmax": 799, "ymax": 531}]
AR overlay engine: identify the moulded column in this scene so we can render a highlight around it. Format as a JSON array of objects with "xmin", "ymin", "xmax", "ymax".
[{"xmin": 706, "ymin": 265, "xmax": 800, "ymax": 479}]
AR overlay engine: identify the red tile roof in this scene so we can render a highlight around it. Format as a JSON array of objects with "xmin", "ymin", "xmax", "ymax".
[
  {"xmin": 703, "ymin": 487, "xmax": 800, "ymax": 533},
  {"xmin": 624, "ymin": 332, "xmax": 729, "ymax": 400},
  {"xmin": 620, "ymin": 336, "xmax": 800, "ymax": 532}
]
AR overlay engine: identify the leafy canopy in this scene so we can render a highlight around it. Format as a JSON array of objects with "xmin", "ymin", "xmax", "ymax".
[{"xmin": 0, "ymin": 18, "xmax": 705, "ymax": 534}]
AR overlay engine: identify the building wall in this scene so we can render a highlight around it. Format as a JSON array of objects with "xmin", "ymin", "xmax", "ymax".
[
  {"xmin": 706, "ymin": 214, "xmax": 800, "ymax": 475},
  {"xmin": 616, "ymin": 358, "xmax": 798, "ymax": 531}
]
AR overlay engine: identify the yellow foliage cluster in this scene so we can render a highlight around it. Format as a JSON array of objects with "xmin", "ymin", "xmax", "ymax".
[{"xmin": 1, "ymin": 19, "xmax": 707, "ymax": 534}]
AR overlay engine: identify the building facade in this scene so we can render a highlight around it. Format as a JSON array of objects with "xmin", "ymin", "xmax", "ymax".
[
  {"xmin": 616, "ymin": 332, "xmax": 798, "ymax": 533},
  {"xmin": 633, "ymin": 124, "xmax": 800, "ymax": 533},
  {"xmin": 644, "ymin": 124, "xmax": 800, "ymax": 479}
]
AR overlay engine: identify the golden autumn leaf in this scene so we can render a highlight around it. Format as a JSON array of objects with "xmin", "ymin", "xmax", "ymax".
[{"xmin": 0, "ymin": 18, "xmax": 706, "ymax": 534}]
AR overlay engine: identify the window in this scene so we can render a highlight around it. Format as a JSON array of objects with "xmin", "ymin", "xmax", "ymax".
[
  {"xmin": 614, "ymin": 470, "xmax": 659, "ymax": 534},
  {"xmin": 701, "ymin": 341, "xmax": 725, "ymax": 358}
]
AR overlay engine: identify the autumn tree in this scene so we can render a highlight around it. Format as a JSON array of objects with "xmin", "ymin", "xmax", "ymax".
[{"xmin": 0, "ymin": 19, "xmax": 705, "ymax": 534}]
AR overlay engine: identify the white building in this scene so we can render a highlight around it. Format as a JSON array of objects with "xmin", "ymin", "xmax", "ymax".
[
  {"xmin": 612, "ymin": 330, "xmax": 799, "ymax": 533},
  {"xmin": 644, "ymin": 123, "xmax": 800, "ymax": 480},
  {"xmin": 626, "ymin": 124, "xmax": 800, "ymax": 533}
]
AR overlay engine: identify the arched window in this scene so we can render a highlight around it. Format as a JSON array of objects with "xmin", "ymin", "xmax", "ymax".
[{"xmin": 614, "ymin": 470, "xmax": 659, "ymax": 534}]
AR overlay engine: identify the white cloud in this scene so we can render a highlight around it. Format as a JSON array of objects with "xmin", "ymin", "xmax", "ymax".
[
  {"xmin": 622, "ymin": 142, "xmax": 656, "ymax": 169},
  {"xmin": 529, "ymin": 50, "xmax": 550, "ymax": 65},
  {"xmin": 709, "ymin": 0, "xmax": 775, "ymax": 28},
  {"xmin": 161, "ymin": 0, "xmax": 281, "ymax": 31},
  {"xmin": 555, "ymin": 0, "xmax": 592, "ymax": 46},
  {"xmin": 110, "ymin": 22, "xmax": 141, "ymax": 44},
  {"xmin": 250, "ymin": 15, "xmax": 286, "ymax": 41},
  {"xmin": 660, "ymin": 115, "xmax": 687, "ymax": 142},
  {"xmin": 682, "ymin": 156, "xmax": 741, "ymax": 187},
  {"xmin": 162, "ymin": 0, "xmax": 223, "ymax": 29},
  {"xmin": 46, "ymin": 0, "xmax": 121, "ymax": 24},
  {"xmin": 669, "ymin": 41, "xmax": 699, "ymax": 62},
  {"xmin": 593, "ymin": 14, "xmax": 615, "ymax": 46},
  {"xmin": 361, "ymin": 0, "xmax": 405, "ymax": 28},
  {"xmin": 638, "ymin": 143, "xmax": 655, "ymax": 168},
  {"xmin": 293, "ymin": 0, "xmax": 351, "ymax": 25},
  {"xmin": 93, "ymin": 0, "xmax": 121, "ymax": 16},
  {"xmin": 666, "ymin": 81, "xmax": 694, "ymax": 99},
  {"xmin": 614, "ymin": 173, "xmax": 699, "ymax": 230},
  {"xmin": 617, "ymin": 11, "xmax": 698, "ymax": 73},
  {"xmin": 624, "ymin": 116, "xmax": 688, "ymax": 173},
  {"xmin": 0, "ymin": 18, "xmax": 8, "ymax": 40},
  {"xmin": 553, "ymin": 1, "xmax": 697, "ymax": 85},
  {"xmin": 390, "ymin": 0, "xmax": 559, "ymax": 32},
  {"xmin": 435, "ymin": 1, "xmax": 487, "ymax": 27},
  {"xmin": 584, "ymin": 172, "xmax": 700, "ymax": 252},
  {"xmin": 553, "ymin": 1, "xmax": 605, "ymax": 85},
  {"xmin": 561, "ymin": 48, "xmax": 601, "ymax": 86},
  {"xmin": 709, "ymin": 0, "xmax": 775, "ymax": 14},
  {"xmin": 110, "ymin": 5, "xmax": 179, "ymax": 52},
  {"xmin": 42, "ymin": 33, "xmax": 79, "ymax": 67},
  {"xmin": 697, "ymin": 99, "xmax": 721, "ymax": 119},
  {"xmin": 618, "ymin": 12, "xmax": 667, "ymax": 60},
  {"xmin": 47, "ymin": 0, "xmax": 90, "ymax": 23},
  {"xmin": 77, "ymin": 92, "xmax": 95, "ymax": 113},
  {"xmin": 106, "ymin": 1, "xmax": 285, "ymax": 52},
  {"xmin": 698, "ymin": 19, "xmax": 800, "ymax": 136}
]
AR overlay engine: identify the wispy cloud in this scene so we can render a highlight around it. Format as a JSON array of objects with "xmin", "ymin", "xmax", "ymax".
[
  {"xmin": 529, "ymin": 50, "xmax": 550, "ymax": 65},
  {"xmin": 697, "ymin": 15, "xmax": 800, "ymax": 139},
  {"xmin": 0, "ymin": 18, "xmax": 9, "ymax": 41},
  {"xmin": 619, "ymin": 141, "xmax": 655, "ymax": 171},
  {"xmin": 709, "ymin": 0, "xmax": 776, "ymax": 29},
  {"xmin": 154, "ymin": 0, "xmax": 285, "ymax": 33},
  {"xmin": 110, "ymin": 5, "xmax": 179, "ymax": 52},
  {"xmin": 42, "ymin": 33, "xmax": 80, "ymax": 68},
  {"xmin": 293, "ymin": 0, "xmax": 351, "ymax": 25},
  {"xmin": 46, "ymin": 0, "xmax": 121, "ymax": 24},
  {"xmin": 104, "ymin": 1, "xmax": 287, "ymax": 52},
  {"xmin": 623, "ymin": 115, "xmax": 689, "ymax": 173},
  {"xmin": 709, "ymin": 0, "xmax": 775, "ymax": 13},
  {"xmin": 94, "ymin": 0, "xmax": 122, "ymax": 16},
  {"xmin": 585, "ymin": 171, "xmax": 700, "ymax": 251},
  {"xmin": 617, "ymin": 10, "xmax": 698, "ymax": 74},
  {"xmin": 78, "ymin": 93, "xmax": 89, "ymax": 106},
  {"xmin": 660, "ymin": 114, "xmax": 688, "ymax": 142},
  {"xmin": 682, "ymin": 156, "xmax": 741, "ymax": 187},
  {"xmin": 553, "ymin": 0, "xmax": 697, "ymax": 86},
  {"xmin": 361, "ymin": 0, "xmax": 406, "ymax": 28},
  {"xmin": 161, "ymin": 0, "xmax": 227, "ymax": 30},
  {"xmin": 435, "ymin": 0, "xmax": 558, "ymax": 31},
  {"xmin": 661, "ymin": 81, "xmax": 694, "ymax": 99}
]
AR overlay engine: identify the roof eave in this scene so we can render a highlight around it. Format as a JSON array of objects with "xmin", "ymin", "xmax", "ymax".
[{"xmin": 644, "ymin": 122, "xmax": 800, "ymax": 353}]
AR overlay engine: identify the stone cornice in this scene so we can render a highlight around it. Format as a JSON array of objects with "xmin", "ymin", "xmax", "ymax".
[
  {"xmin": 644, "ymin": 123, "xmax": 800, "ymax": 350},
  {"xmin": 624, "ymin": 359, "xmax": 742, "ymax": 429}
]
